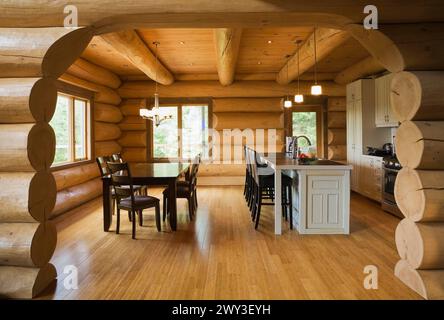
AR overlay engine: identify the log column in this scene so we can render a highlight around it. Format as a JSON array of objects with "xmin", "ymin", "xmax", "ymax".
[
  {"xmin": 0, "ymin": 27, "xmax": 93, "ymax": 298},
  {"xmin": 392, "ymin": 71, "xmax": 444, "ymax": 300}
]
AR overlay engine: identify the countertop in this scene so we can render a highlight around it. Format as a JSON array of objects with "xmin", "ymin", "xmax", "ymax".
[{"xmin": 260, "ymin": 153, "xmax": 353, "ymax": 170}]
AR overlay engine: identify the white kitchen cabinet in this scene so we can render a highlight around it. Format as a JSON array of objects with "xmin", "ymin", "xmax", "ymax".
[
  {"xmin": 375, "ymin": 74, "xmax": 399, "ymax": 127},
  {"xmin": 346, "ymin": 79, "xmax": 390, "ymax": 197}
]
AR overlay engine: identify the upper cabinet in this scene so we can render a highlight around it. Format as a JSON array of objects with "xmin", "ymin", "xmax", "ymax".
[{"xmin": 375, "ymin": 74, "xmax": 399, "ymax": 127}]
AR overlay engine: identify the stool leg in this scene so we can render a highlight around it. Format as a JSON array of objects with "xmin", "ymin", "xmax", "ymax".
[{"xmin": 255, "ymin": 186, "xmax": 262, "ymax": 230}]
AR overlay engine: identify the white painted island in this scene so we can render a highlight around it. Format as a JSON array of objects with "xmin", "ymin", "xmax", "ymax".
[{"xmin": 260, "ymin": 153, "xmax": 352, "ymax": 235}]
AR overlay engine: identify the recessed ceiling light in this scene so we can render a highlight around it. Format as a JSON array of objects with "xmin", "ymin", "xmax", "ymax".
[
  {"xmin": 267, "ymin": 40, "xmax": 272, "ymax": 44},
  {"xmin": 179, "ymin": 41, "xmax": 185, "ymax": 45},
  {"xmin": 257, "ymin": 61, "xmax": 262, "ymax": 65}
]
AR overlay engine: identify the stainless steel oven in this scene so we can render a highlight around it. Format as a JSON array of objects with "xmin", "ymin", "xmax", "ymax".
[{"xmin": 382, "ymin": 157, "xmax": 403, "ymax": 218}]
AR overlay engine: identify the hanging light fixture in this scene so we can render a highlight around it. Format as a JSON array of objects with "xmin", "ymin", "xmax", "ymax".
[
  {"xmin": 294, "ymin": 40, "xmax": 304, "ymax": 103},
  {"xmin": 311, "ymin": 28, "xmax": 322, "ymax": 96},
  {"xmin": 139, "ymin": 41, "xmax": 173, "ymax": 126},
  {"xmin": 283, "ymin": 55, "xmax": 292, "ymax": 108}
]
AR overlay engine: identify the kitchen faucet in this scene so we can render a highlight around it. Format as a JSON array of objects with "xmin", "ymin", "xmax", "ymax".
[{"xmin": 291, "ymin": 135, "xmax": 312, "ymax": 159}]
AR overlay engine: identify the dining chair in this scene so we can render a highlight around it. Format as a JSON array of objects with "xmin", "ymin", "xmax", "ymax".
[
  {"xmin": 162, "ymin": 154, "xmax": 201, "ymax": 222},
  {"xmin": 107, "ymin": 161, "xmax": 161, "ymax": 239}
]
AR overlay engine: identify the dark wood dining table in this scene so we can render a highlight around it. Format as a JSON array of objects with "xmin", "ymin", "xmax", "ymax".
[{"xmin": 102, "ymin": 162, "xmax": 190, "ymax": 232}]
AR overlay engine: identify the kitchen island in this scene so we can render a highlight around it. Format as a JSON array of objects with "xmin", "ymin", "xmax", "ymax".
[{"xmin": 260, "ymin": 153, "xmax": 352, "ymax": 235}]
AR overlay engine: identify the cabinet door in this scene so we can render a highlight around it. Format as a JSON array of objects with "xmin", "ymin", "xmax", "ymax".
[
  {"xmin": 307, "ymin": 175, "xmax": 344, "ymax": 229},
  {"xmin": 354, "ymin": 99, "xmax": 363, "ymax": 153},
  {"xmin": 374, "ymin": 77, "xmax": 387, "ymax": 127}
]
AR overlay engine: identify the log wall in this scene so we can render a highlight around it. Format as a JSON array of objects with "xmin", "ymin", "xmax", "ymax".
[
  {"xmin": 0, "ymin": 27, "xmax": 93, "ymax": 298},
  {"xmin": 54, "ymin": 58, "xmax": 123, "ymax": 218},
  {"xmin": 393, "ymin": 71, "xmax": 444, "ymax": 300}
]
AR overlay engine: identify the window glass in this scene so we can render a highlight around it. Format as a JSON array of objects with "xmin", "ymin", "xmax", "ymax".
[
  {"xmin": 292, "ymin": 112, "xmax": 317, "ymax": 148},
  {"xmin": 50, "ymin": 93, "xmax": 90, "ymax": 166},
  {"xmin": 182, "ymin": 105, "xmax": 208, "ymax": 159},
  {"xmin": 50, "ymin": 95, "xmax": 71, "ymax": 164},
  {"xmin": 153, "ymin": 107, "xmax": 179, "ymax": 158},
  {"xmin": 74, "ymin": 99, "xmax": 87, "ymax": 160}
]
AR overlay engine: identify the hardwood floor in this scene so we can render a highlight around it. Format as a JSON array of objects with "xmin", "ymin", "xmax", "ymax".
[{"xmin": 41, "ymin": 187, "xmax": 420, "ymax": 300}]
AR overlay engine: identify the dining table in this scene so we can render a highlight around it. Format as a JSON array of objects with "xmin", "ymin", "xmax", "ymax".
[{"xmin": 102, "ymin": 162, "xmax": 190, "ymax": 232}]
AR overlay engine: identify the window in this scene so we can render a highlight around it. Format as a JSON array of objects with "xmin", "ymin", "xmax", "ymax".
[
  {"xmin": 289, "ymin": 106, "xmax": 323, "ymax": 157},
  {"xmin": 153, "ymin": 104, "xmax": 209, "ymax": 159},
  {"xmin": 50, "ymin": 91, "xmax": 92, "ymax": 166}
]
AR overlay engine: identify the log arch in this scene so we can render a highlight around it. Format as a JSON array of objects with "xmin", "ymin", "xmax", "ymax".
[{"xmin": 0, "ymin": 11, "xmax": 425, "ymax": 299}]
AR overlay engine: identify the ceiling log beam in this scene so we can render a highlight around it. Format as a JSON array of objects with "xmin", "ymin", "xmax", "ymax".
[
  {"xmin": 334, "ymin": 56, "xmax": 385, "ymax": 85},
  {"xmin": 214, "ymin": 28, "xmax": 242, "ymax": 86},
  {"xmin": 101, "ymin": 30, "xmax": 174, "ymax": 85},
  {"xmin": 276, "ymin": 28, "xmax": 349, "ymax": 85}
]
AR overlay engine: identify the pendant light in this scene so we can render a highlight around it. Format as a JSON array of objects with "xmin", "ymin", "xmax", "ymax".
[
  {"xmin": 294, "ymin": 40, "xmax": 304, "ymax": 103},
  {"xmin": 311, "ymin": 28, "xmax": 322, "ymax": 96},
  {"xmin": 139, "ymin": 42, "xmax": 172, "ymax": 126},
  {"xmin": 283, "ymin": 55, "xmax": 292, "ymax": 108}
]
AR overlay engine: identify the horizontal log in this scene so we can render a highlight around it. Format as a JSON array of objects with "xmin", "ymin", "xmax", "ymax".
[
  {"xmin": 199, "ymin": 164, "xmax": 245, "ymax": 177},
  {"xmin": 210, "ymin": 144, "xmax": 284, "ymax": 163},
  {"xmin": 94, "ymin": 103, "xmax": 123, "ymax": 123},
  {"xmin": 395, "ymin": 259, "xmax": 444, "ymax": 300},
  {"xmin": 396, "ymin": 121, "xmax": 444, "ymax": 169},
  {"xmin": 0, "ymin": 122, "xmax": 55, "ymax": 172},
  {"xmin": 118, "ymin": 116, "xmax": 147, "ymax": 131},
  {"xmin": 0, "ymin": 263, "xmax": 56, "ymax": 299},
  {"xmin": 123, "ymin": 72, "xmax": 336, "ymax": 82},
  {"xmin": 213, "ymin": 112, "xmax": 283, "ymax": 130},
  {"xmin": 328, "ymin": 145, "xmax": 346, "ymax": 160},
  {"xmin": 0, "ymin": 222, "xmax": 56, "ymax": 267},
  {"xmin": 328, "ymin": 128, "xmax": 346, "ymax": 145},
  {"xmin": 59, "ymin": 73, "xmax": 121, "ymax": 105},
  {"xmin": 391, "ymin": 71, "xmax": 444, "ymax": 122},
  {"xmin": 0, "ymin": 171, "xmax": 56, "ymax": 223},
  {"xmin": 0, "ymin": 28, "xmax": 70, "ymax": 77},
  {"xmin": 396, "ymin": 218, "xmax": 444, "ymax": 269},
  {"xmin": 0, "ymin": 78, "xmax": 57, "ymax": 123},
  {"xmin": 67, "ymin": 58, "xmax": 121, "ymax": 89},
  {"xmin": 118, "ymin": 131, "xmax": 147, "ymax": 147},
  {"xmin": 327, "ymin": 97, "xmax": 346, "ymax": 111},
  {"xmin": 95, "ymin": 141, "xmax": 122, "ymax": 157},
  {"xmin": 121, "ymin": 148, "xmax": 147, "ymax": 162},
  {"xmin": 327, "ymin": 111, "xmax": 346, "ymax": 128},
  {"xmin": 213, "ymin": 98, "xmax": 283, "ymax": 113},
  {"xmin": 53, "ymin": 162, "xmax": 100, "ymax": 191},
  {"xmin": 216, "ymin": 129, "xmax": 284, "ymax": 146},
  {"xmin": 119, "ymin": 99, "xmax": 147, "ymax": 116},
  {"xmin": 94, "ymin": 122, "xmax": 122, "ymax": 142},
  {"xmin": 395, "ymin": 168, "xmax": 444, "ymax": 222},
  {"xmin": 118, "ymin": 80, "xmax": 346, "ymax": 98},
  {"xmin": 51, "ymin": 178, "xmax": 102, "ymax": 217},
  {"xmin": 334, "ymin": 56, "xmax": 385, "ymax": 85}
]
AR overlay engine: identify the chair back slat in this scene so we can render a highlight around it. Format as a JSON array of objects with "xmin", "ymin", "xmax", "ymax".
[
  {"xmin": 96, "ymin": 156, "xmax": 112, "ymax": 176},
  {"xmin": 111, "ymin": 153, "xmax": 124, "ymax": 163}
]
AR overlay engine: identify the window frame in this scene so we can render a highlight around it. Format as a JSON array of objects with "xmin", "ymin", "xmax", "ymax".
[
  {"xmin": 284, "ymin": 96, "xmax": 328, "ymax": 159},
  {"xmin": 148, "ymin": 98, "xmax": 212, "ymax": 162},
  {"xmin": 51, "ymin": 81, "xmax": 95, "ymax": 171}
]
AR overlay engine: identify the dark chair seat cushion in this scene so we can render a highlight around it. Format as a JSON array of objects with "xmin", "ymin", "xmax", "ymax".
[
  {"xmin": 118, "ymin": 195, "xmax": 159, "ymax": 210},
  {"xmin": 260, "ymin": 173, "xmax": 292, "ymax": 188}
]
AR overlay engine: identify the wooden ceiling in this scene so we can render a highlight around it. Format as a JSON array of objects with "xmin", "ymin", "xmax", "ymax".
[{"xmin": 81, "ymin": 27, "xmax": 371, "ymax": 81}]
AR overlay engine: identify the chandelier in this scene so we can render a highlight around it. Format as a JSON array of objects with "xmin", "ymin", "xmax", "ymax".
[{"xmin": 139, "ymin": 41, "xmax": 172, "ymax": 126}]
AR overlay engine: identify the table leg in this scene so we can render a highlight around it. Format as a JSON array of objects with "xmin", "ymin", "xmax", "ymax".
[
  {"xmin": 274, "ymin": 168, "xmax": 282, "ymax": 235},
  {"xmin": 102, "ymin": 177, "xmax": 113, "ymax": 232},
  {"xmin": 168, "ymin": 179, "xmax": 177, "ymax": 231}
]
